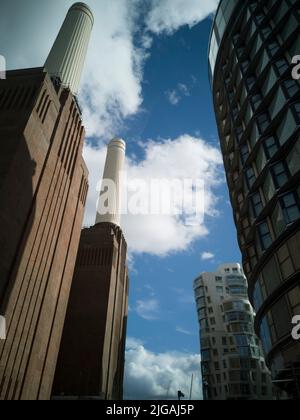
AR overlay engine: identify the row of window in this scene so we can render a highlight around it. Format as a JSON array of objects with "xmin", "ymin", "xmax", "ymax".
[
  {"xmin": 259, "ymin": 284, "xmax": 300, "ymax": 355},
  {"xmin": 250, "ymin": 229, "xmax": 300, "ymax": 312}
]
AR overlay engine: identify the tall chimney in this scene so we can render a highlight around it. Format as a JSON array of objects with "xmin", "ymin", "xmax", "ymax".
[
  {"xmin": 96, "ymin": 139, "xmax": 126, "ymax": 227},
  {"xmin": 44, "ymin": 2, "xmax": 94, "ymax": 95}
]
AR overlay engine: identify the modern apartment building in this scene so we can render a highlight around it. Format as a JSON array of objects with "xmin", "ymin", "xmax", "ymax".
[
  {"xmin": 209, "ymin": 0, "xmax": 300, "ymax": 397},
  {"xmin": 194, "ymin": 264, "xmax": 273, "ymax": 400}
]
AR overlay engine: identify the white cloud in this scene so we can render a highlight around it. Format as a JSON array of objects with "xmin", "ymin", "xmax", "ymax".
[
  {"xmin": 201, "ymin": 251, "xmax": 215, "ymax": 261},
  {"xmin": 147, "ymin": 0, "xmax": 219, "ymax": 34},
  {"xmin": 125, "ymin": 340, "xmax": 202, "ymax": 400},
  {"xmin": 79, "ymin": 0, "xmax": 145, "ymax": 138},
  {"xmin": 166, "ymin": 83, "xmax": 190, "ymax": 106},
  {"xmin": 167, "ymin": 90, "xmax": 180, "ymax": 105},
  {"xmin": 83, "ymin": 135, "xmax": 223, "ymax": 257},
  {"xmin": 176, "ymin": 327, "xmax": 196, "ymax": 336},
  {"xmin": 135, "ymin": 299, "xmax": 160, "ymax": 321}
]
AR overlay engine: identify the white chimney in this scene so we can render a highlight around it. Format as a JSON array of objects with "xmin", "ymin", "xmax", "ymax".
[
  {"xmin": 45, "ymin": 2, "xmax": 94, "ymax": 95},
  {"xmin": 96, "ymin": 139, "xmax": 126, "ymax": 227}
]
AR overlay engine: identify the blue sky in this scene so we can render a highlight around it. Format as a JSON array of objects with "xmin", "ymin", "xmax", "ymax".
[{"xmin": 0, "ymin": 0, "xmax": 242, "ymax": 400}]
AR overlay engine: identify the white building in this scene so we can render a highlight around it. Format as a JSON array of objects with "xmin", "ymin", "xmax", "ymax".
[{"xmin": 194, "ymin": 263, "xmax": 273, "ymax": 400}]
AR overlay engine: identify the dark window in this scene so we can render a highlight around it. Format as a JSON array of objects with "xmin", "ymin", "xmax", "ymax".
[
  {"xmin": 274, "ymin": 59, "xmax": 289, "ymax": 76},
  {"xmin": 271, "ymin": 162, "xmax": 289, "ymax": 188},
  {"xmin": 258, "ymin": 221, "xmax": 273, "ymax": 250},
  {"xmin": 261, "ymin": 25, "xmax": 272, "ymax": 39},
  {"xmin": 246, "ymin": 76, "xmax": 256, "ymax": 90},
  {"xmin": 280, "ymin": 192, "xmax": 300, "ymax": 224},
  {"xmin": 263, "ymin": 136, "xmax": 279, "ymax": 159},
  {"xmin": 251, "ymin": 191, "xmax": 264, "ymax": 217},
  {"xmin": 257, "ymin": 112, "xmax": 270, "ymax": 132},
  {"xmin": 267, "ymin": 41, "xmax": 280, "ymax": 56},
  {"xmin": 246, "ymin": 167, "xmax": 256, "ymax": 188},
  {"xmin": 283, "ymin": 79, "xmax": 300, "ymax": 97},
  {"xmin": 241, "ymin": 143, "xmax": 249, "ymax": 164},
  {"xmin": 293, "ymin": 102, "xmax": 300, "ymax": 119},
  {"xmin": 251, "ymin": 93, "xmax": 262, "ymax": 110}
]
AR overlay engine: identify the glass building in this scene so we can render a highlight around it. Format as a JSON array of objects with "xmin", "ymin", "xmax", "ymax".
[
  {"xmin": 209, "ymin": 0, "xmax": 300, "ymax": 398},
  {"xmin": 194, "ymin": 264, "xmax": 273, "ymax": 400}
]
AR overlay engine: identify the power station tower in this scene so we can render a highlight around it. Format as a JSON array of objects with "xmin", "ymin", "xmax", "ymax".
[
  {"xmin": 45, "ymin": 2, "xmax": 94, "ymax": 94},
  {"xmin": 96, "ymin": 138, "xmax": 126, "ymax": 226},
  {"xmin": 0, "ymin": 3, "xmax": 93, "ymax": 400},
  {"xmin": 53, "ymin": 139, "xmax": 129, "ymax": 401}
]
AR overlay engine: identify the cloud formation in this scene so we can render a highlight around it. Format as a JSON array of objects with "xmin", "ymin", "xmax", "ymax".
[
  {"xmin": 80, "ymin": 0, "xmax": 145, "ymax": 138},
  {"xmin": 0, "ymin": 0, "xmax": 218, "ymax": 139},
  {"xmin": 201, "ymin": 251, "xmax": 215, "ymax": 261},
  {"xmin": 146, "ymin": 0, "xmax": 218, "ymax": 34},
  {"xmin": 166, "ymin": 83, "xmax": 191, "ymax": 106},
  {"xmin": 125, "ymin": 339, "xmax": 202, "ymax": 400},
  {"xmin": 135, "ymin": 299, "xmax": 160, "ymax": 321},
  {"xmin": 83, "ymin": 135, "xmax": 223, "ymax": 256}
]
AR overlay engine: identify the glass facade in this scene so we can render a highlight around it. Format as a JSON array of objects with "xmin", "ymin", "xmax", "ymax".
[{"xmin": 210, "ymin": 0, "xmax": 300, "ymax": 398}]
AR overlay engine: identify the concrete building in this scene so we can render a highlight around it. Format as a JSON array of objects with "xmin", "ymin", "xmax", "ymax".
[
  {"xmin": 0, "ymin": 3, "xmax": 92, "ymax": 400},
  {"xmin": 209, "ymin": 0, "xmax": 300, "ymax": 398},
  {"xmin": 52, "ymin": 140, "xmax": 129, "ymax": 400},
  {"xmin": 45, "ymin": 2, "xmax": 94, "ymax": 95},
  {"xmin": 194, "ymin": 263, "xmax": 273, "ymax": 400}
]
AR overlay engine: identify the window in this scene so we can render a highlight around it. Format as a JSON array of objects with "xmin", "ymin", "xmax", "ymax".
[
  {"xmin": 271, "ymin": 162, "xmax": 289, "ymax": 188},
  {"xmin": 251, "ymin": 93, "xmax": 262, "ymax": 110},
  {"xmin": 214, "ymin": 362, "xmax": 220, "ymax": 371},
  {"xmin": 201, "ymin": 350, "xmax": 211, "ymax": 362},
  {"xmin": 261, "ymin": 25, "xmax": 272, "ymax": 40},
  {"xmin": 274, "ymin": 58, "xmax": 289, "ymax": 76},
  {"xmin": 235, "ymin": 335, "xmax": 249, "ymax": 346},
  {"xmin": 229, "ymin": 286, "xmax": 248, "ymax": 296},
  {"xmin": 260, "ymin": 317, "xmax": 272, "ymax": 353},
  {"xmin": 246, "ymin": 76, "xmax": 256, "ymax": 90},
  {"xmin": 253, "ymin": 280, "xmax": 263, "ymax": 311},
  {"xmin": 283, "ymin": 79, "xmax": 300, "ymax": 97},
  {"xmin": 216, "ymin": 286, "xmax": 224, "ymax": 294},
  {"xmin": 195, "ymin": 286, "xmax": 205, "ymax": 298},
  {"xmin": 210, "ymin": 318, "xmax": 216, "ymax": 326},
  {"xmin": 241, "ymin": 143, "xmax": 250, "ymax": 164},
  {"xmin": 263, "ymin": 136, "xmax": 279, "ymax": 159},
  {"xmin": 258, "ymin": 221, "xmax": 273, "ymax": 250},
  {"xmin": 215, "ymin": 276, "xmax": 223, "ymax": 283},
  {"xmin": 267, "ymin": 41, "xmax": 280, "ymax": 56},
  {"xmin": 280, "ymin": 192, "xmax": 300, "ymax": 224},
  {"xmin": 199, "ymin": 308, "xmax": 207, "ymax": 319},
  {"xmin": 251, "ymin": 192, "xmax": 264, "ymax": 217},
  {"xmin": 246, "ymin": 167, "xmax": 256, "ymax": 188},
  {"xmin": 257, "ymin": 112, "xmax": 270, "ymax": 132}
]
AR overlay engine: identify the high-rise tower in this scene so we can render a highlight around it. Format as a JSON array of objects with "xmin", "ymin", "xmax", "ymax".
[
  {"xmin": 0, "ymin": 3, "xmax": 93, "ymax": 400},
  {"xmin": 194, "ymin": 264, "xmax": 273, "ymax": 400},
  {"xmin": 209, "ymin": 0, "xmax": 300, "ymax": 398},
  {"xmin": 45, "ymin": 2, "xmax": 94, "ymax": 95},
  {"xmin": 52, "ymin": 140, "xmax": 129, "ymax": 401}
]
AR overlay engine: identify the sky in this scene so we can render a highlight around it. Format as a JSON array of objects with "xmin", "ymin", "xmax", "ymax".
[{"xmin": 0, "ymin": 0, "xmax": 243, "ymax": 400}]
